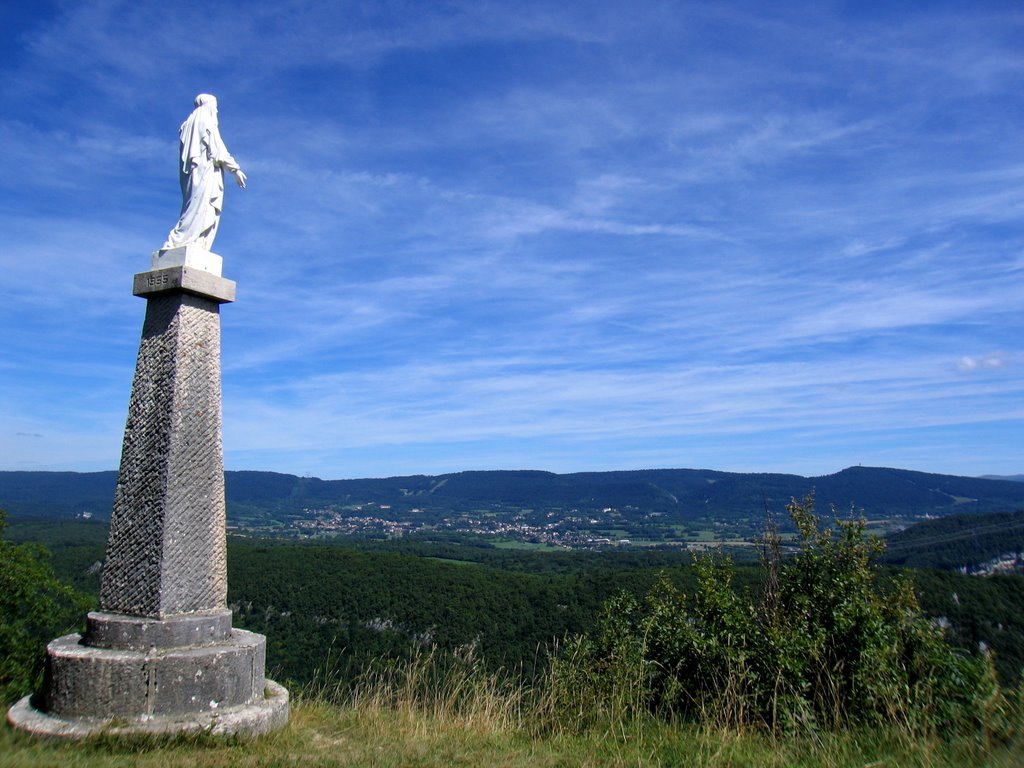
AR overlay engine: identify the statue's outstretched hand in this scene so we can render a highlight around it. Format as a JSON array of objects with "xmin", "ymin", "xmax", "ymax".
[{"xmin": 233, "ymin": 169, "xmax": 247, "ymax": 189}]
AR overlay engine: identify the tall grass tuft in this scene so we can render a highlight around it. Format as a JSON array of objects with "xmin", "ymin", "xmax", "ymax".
[{"xmin": 302, "ymin": 641, "xmax": 536, "ymax": 737}]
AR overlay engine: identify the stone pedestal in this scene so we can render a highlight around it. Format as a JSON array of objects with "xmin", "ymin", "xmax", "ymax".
[{"xmin": 7, "ymin": 258, "xmax": 288, "ymax": 738}]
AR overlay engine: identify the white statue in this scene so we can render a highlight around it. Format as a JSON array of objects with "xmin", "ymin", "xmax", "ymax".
[{"xmin": 161, "ymin": 94, "xmax": 246, "ymax": 252}]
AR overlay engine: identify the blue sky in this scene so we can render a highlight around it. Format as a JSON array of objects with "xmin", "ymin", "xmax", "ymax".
[{"xmin": 2, "ymin": 0, "xmax": 1022, "ymax": 480}]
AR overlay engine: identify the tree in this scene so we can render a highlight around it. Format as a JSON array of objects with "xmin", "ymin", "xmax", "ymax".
[{"xmin": 0, "ymin": 510, "xmax": 92, "ymax": 704}]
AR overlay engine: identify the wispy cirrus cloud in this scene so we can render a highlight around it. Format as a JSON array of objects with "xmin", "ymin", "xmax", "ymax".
[{"xmin": 2, "ymin": 1, "xmax": 1022, "ymax": 479}]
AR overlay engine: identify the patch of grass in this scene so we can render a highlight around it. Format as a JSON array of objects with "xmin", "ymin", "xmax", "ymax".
[
  {"xmin": 424, "ymin": 556, "xmax": 478, "ymax": 566},
  {"xmin": 691, "ymin": 528, "xmax": 718, "ymax": 542},
  {"xmin": 4, "ymin": 700, "xmax": 1023, "ymax": 767},
  {"xmin": 492, "ymin": 540, "xmax": 561, "ymax": 551}
]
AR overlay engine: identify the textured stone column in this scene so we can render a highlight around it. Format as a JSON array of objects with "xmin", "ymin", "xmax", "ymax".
[
  {"xmin": 7, "ymin": 251, "xmax": 288, "ymax": 738},
  {"xmin": 101, "ymin": 272, "xmax": 232, "ymax": 617}
]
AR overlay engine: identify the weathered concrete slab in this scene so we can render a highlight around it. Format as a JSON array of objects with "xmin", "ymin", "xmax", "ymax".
[
  {"xmin": 41, "ymin": 629, "xmax": 266, "ymax": 718},
  {"xmin": 151, "ymin": 245, "xmax": 223, "ymax": 276},
  {"xmin": 7, "ymin": 681, "xmax": 289, "ymax": 739},
  {"xmin": 85, "ymin": 609, "xmax": 232, "ymax": 651},
  {"xmin": 134, "ymin": 266, "xmax": 236, "ymax": 303}
]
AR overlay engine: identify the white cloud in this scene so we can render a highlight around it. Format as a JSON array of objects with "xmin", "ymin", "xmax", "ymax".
[{"xmin": 957, "ymin": 355, "xmax": 1006, "ymax": 373}]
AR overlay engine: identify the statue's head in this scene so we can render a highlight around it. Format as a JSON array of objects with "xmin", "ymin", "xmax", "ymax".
[{"xmin": 194, "ymin": 93, "xmax": 218, "ymax": 111}]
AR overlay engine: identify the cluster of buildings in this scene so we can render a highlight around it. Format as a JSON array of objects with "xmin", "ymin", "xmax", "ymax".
[
  {"xmin": 278, "ymin": 503, "xmax": 640, "ymax": 549},
  {"xmin": 964, "ymin": 552, "xmax": 1024, "ymax": 576}
]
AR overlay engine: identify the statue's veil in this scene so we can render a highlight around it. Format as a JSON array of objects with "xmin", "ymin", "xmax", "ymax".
[{"xmin": 178, "ymin": 94, "xmax": 218, "ymax": 174}]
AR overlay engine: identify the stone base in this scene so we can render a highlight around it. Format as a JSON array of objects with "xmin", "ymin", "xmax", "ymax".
[
  {"xmin": 5, "ymin": 623, "xmax": 289, "ymax": 739},
  {"xmin": 6, "ymin": 680, "xmax": 288, "ymax": 739},
  {"xmin": 152, "ymin": 245, "xmax": 223, "ymax": 276},
  {"xmin": 85, "ymin": 609, "xmax": 232, "ymax": 651},
  {"xmin": 42, "ymin": 629, "xmax": 267, "ymax": 718}
]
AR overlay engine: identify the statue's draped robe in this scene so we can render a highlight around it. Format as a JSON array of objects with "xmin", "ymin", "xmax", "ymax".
[{"xmin": 162, "ymin": 100, "xmax": 240, "ymax": 251}]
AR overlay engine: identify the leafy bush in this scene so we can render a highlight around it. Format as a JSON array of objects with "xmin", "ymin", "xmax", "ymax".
[
  {"xmin": 551, "ymin": 494, "xmax": 1010, "ymax": 737},
  {"xmin": 0, "ymin": 509, "xmax": 92, "ymax": 704}
]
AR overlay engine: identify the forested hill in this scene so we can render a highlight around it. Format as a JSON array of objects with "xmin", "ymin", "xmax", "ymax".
[
  {"xmin": 2, "ymin": 466, "xmax": 1023, "ymax": 523},
  {"xmin": 881, "ymin": 509, "xmax": 1024, "ymax": 571}
]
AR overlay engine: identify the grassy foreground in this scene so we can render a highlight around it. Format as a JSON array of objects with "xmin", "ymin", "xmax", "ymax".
[
  {"xmin": 2, "ymin": 698, "xmax": 1023, "ymax": 768},
  {"xmin": 4, "ymin": 500, "xmax": 1024, "ymax": 767}
]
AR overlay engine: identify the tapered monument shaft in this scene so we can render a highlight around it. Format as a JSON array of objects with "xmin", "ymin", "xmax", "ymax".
[{"xmin": 101, "ymin": 285, "xmax": 229, "ymax": 617}]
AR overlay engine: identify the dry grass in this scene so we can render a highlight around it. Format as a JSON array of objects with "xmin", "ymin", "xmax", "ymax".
[
  {"xmin": 3, "ymin": 647, "xmax": 1023, "ymax": 767},
  {"xmin": 4, "ymin": 698, "xmax": 1024, "ymax": 768}
]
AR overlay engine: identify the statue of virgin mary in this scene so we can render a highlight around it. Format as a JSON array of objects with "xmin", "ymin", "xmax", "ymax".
[{"xmin": 161, "ymin": 94, "xmax": 246, "ymax": 252}]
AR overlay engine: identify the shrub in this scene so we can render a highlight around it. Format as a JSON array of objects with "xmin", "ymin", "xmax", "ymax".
[{"xmin": 551, "ymin": 494, "xmax": 1009, "ymax": 737}]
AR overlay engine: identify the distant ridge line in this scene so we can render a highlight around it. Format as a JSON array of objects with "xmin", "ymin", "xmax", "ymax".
[{"xmin": 2, "ymin": 466, "xmax": 1023, "ymax": 523}]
